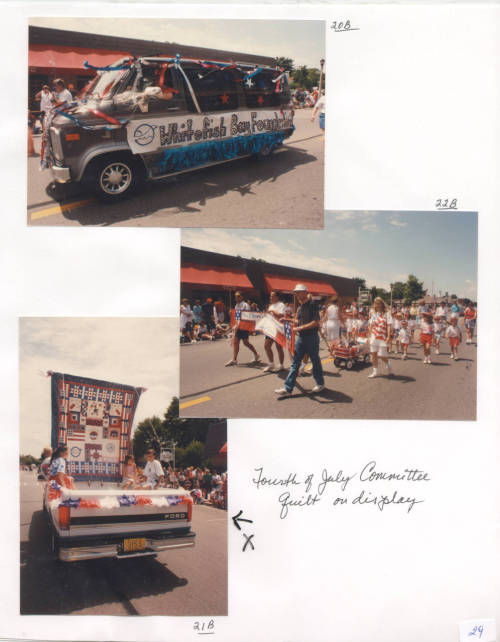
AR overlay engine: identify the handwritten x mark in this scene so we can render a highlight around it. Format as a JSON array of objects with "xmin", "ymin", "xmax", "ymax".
[{"xmin": 242, "ymin": 533, "xmax": 255, "ymax": 552}]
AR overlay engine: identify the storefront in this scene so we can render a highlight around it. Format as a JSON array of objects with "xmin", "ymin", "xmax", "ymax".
[{"xmin": 181, "ymin": 246, "xmax": 357, "ymax": 310}]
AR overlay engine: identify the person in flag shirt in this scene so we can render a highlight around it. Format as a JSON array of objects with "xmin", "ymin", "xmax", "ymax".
[
  {"xmin": 225, "ymin": 291, "xmax": 260, "ymax": 366},
  {"xmin": 263, "ymin": 291, "xmax": 287, "ymax": 372},
  {"xmin": 367, "ymin": 297, "xmax": 393, "ymax": 378},
  {"xmin": 275, "ymin": 283, "xmax": 325, "ymax": 397}
]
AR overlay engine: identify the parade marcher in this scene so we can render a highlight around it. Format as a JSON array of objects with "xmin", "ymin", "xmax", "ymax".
[
  {"xmin": 274, "ymin": 284, "xmax": 325, "ymax": 397},
  {"xmin": 464, "ymin": 302, "xmax": 477, "ymax": 344},
  {"xmin": 323, "ymin": 294, "xmax": 342, "ymax": 351},
  {"xmin": 392, "ymin": 313, "xmax": 402, "ymax": 353},
  {"xmin": 450, "ymin": 301, "xmax": 460, "ymax": 319},
  {"xmin": 445, "ymin": 316, "xmax": 462, "ymax": 360},
  {"xmin": 311, "ymin": 90, "xmax": 326, "ymax": 136},
  {"xmin": 263, "ymin": 291, "xmax": 287, "ymax": 372},
  {"xmin": 433, "ymin": 315, "xmax": 444, "ymax": 354},
  {"xmin": 420, "ymin": 311, "xmax": 434, "ymax": 364},
  {"xmin": 225, "ymin": 291, "xmax": 260, "ymax": 366},
  {"xmin": 367, "ymin": 297, "xmax": 393, "ymax": 378},
  {"xmin": 399, "ymin": 319, "xmax": 411, "ymax": 360}
]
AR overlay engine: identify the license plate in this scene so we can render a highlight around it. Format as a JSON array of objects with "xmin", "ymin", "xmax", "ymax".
[{"xmin": 123, "ymin": 537, "xmax": 146, "ymax": 552}]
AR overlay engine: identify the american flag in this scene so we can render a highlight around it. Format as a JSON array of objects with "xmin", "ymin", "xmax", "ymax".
[{"xmin": 283, "ymin": 320, "xmax": 295, "ymax": 355}]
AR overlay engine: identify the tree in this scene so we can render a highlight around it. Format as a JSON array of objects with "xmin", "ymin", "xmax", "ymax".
[
  {"xmin": 176, "ymin": 441, "xmax": 207, "ymax": 468},
  {"xmin": 370, "ymin": 286, "xmax": 390, "ymax": 303},
  {"xmin": 132, "ymin": 397, "xmax": 224, "ymax": 461},
  {"xmin": 390, "ymin": 281, "xmax": 406, "ymax": 301},
  {"xmin": 274, "ymin": 57, "xmax": 294, "ymax": 73},
  {"xmin": 291, "ymin": 65, "xmax": 309, "ymax": 88},
  {"xmin": 352, "ymin": 277, "xmax": 367, "ymax": 291},
  {"xmin": 403, "ymin": 274, "xmax": 426, "ymax": 302}
]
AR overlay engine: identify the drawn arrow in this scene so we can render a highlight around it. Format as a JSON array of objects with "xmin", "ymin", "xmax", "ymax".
[{"xmin": 232, "ymin": 509, "xmax": 253, "ymax": 531}]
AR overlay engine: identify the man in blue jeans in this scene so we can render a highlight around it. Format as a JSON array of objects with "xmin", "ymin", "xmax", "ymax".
[{"xmin": 274, "ymin": 283, "xmax": 325, "ymax": 397}]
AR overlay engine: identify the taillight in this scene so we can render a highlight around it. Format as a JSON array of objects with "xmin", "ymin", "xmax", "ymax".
[
  {"xmin": 65, "ymin": 133, "xmax": 80, "ymax": 141},
  {"xmin": 181, "ymin": 497, "xmax": 193, "ymax": 521},
  {"xmin": 58, "ymin": 505, "xmax": 70, "ymax": 530}
]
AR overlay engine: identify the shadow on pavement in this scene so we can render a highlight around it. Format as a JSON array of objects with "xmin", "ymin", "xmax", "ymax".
[
  {"xmin": 51, "ymin": 147, "xmax": 319, "ymax": 226},
  {"xmin": 20, "ymin": 510, "xmax": 188, "ymax": 615}
]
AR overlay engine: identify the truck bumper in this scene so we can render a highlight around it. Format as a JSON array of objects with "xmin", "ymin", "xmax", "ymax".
[
  {"xmin": 58, "ymin": 532, "xmax": 196, "ymax": 562},
  {"xmin": 51, "ymin": 165, "xmax": 71, "ymax": 183}
]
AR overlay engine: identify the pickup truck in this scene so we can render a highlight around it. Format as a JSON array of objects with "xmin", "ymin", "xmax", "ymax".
[
  {"xmin": 44, "ymin": 371, "xmax": 195, "ymax": 561},
  {"xmin": 41, "ymin": 55, "xmax": 294, "ymax": 201}
]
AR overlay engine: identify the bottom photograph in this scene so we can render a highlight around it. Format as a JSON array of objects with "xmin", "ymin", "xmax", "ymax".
[{"xmin": 19, "ymin": 317, "xmax": 227, "ymax": 616}]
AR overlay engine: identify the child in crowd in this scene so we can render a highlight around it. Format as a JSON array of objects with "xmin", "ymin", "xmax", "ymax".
[
  {"xmin": 408, "ymin": 314, "xmax": 417, "ymax": 344},
  {"xmin": 420, "ymin": 311, "xmax": 434, "ymax": 364},
  {"xmin": 392, "ymin": 313, "xmax": 402, "ymax": 353},
  {"xmin": 399, "ymin": 319, "xmax": 411, "ymax": 360},
  {"xmin": 433, "ymin": 315, "xmax": 444, "ymax": 354},
  {"xmin": 122, "ymin": 455, "xmax": 138, "ymax": 489},
  {"xmin": 445, "ymin": 316, "xmax": 462, "ymax": 360}
]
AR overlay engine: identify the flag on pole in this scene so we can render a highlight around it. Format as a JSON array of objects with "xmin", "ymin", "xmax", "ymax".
[{"xmin": 255, "ymin": 313, "xmax": 295, "ymax": 355}]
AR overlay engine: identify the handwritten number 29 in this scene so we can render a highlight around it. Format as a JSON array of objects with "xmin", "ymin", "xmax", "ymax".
[{"xmin": 468, "ymin": 625, "xmax": 484, "ymax": 638}]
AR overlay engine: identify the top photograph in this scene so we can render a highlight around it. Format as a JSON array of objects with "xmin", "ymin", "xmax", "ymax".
[{"xmin": 27, "ymin": 18, "xmax": 325, "ymax": 229}]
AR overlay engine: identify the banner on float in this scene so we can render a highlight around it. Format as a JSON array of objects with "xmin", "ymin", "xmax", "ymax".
[
  {"xmin": 50, "ymin": 372, "xmax": 144, "ymax": 482},
  {"xmin": 126, "ymin": 109, "xmax": 294, "ymax": 154}
]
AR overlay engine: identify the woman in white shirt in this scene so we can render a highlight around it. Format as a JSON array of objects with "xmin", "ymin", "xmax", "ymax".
[
  {"xmin": 322, "ymin": 294, "xmax": 342, "ymax": 350},
  {"xmin": 263, "ymin": 291, "xmax": 287, "ymax": 372}
]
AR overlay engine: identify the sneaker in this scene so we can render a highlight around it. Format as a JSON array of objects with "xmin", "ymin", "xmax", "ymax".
[
  {"xmin": 435, "ymin": 349, "xmax": 439, "ymax": 354},
  {"xmin": 262, "ymin": 364, "xmax": 274, "ymax": 372},
  {"xmin": 402, "ymin": 354, "xmax": 407, "ymax": 360},
  {"xmin": 298, "ymin": 366, "xmax": 306, "ymax": 376},
  {"xmin": 277, "ymin": 364, "xmax": 286, "ymax": 372},
  {"xmin": 368, "ymin": 371, "xmax": 378, "ymax": 378},
  {"xmin": 225, "ymin": 359, "xmax": 237, "ymax": 366},
  {"xmin": 252, "ymin": 353, "xmax": 261, "ymax": 363},
  {"xmin": 311, "ymin": 384, "xmax": 325, "ymax": 393},
  {"xmin": 274, "ymin": 387, "xmax": 290, "ymax": 397},
  {"xmin": 450, "ymin": 353, "xmax": 454, "ymax": 359}
]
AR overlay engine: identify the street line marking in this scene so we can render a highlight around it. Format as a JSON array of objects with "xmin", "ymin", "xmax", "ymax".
[
  {"xmin": 30, "ymin": 199, "xmax": 94, "ymax": 221},
  {"xmin": 179, "ymin": 396, "xmax": 211, "ymax": 410},
  {"xmin": 306, "ymin": 357, "xmax": 334, "ymax": 371}
]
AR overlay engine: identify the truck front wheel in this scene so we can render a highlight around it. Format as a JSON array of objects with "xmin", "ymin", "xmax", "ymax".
[{"xmin": 85, "ymin": 154, "xmax": 145, "ymax": 202}]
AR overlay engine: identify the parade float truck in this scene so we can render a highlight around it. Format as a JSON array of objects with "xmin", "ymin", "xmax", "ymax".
[
  {"xmin": 43, "ymin": 372, "xmax": 195, "ymax": 562},
  {"xmin": 42, "ymin": 55, "xmax": 294, "ymax": 201}
]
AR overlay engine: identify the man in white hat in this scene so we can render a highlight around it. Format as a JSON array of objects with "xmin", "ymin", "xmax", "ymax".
[{"xmin": 275, "ymin": 283, "xmax": 325, "ymax": 397}]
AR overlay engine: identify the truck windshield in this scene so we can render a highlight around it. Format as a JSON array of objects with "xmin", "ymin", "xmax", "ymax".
[{"xmin": 85, "ymin": 67, "xmax": 129, "ymax": 100}]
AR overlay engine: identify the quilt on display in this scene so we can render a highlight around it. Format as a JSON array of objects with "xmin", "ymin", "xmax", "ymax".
[{"xmin": 50, "ymin": 372, "xmax": 144, "ymax": 481}]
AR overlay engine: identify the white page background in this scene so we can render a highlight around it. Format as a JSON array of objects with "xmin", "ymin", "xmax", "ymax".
[{"xmin": 1, "ymin": 3, "xmax": 499, "ymax": 641}]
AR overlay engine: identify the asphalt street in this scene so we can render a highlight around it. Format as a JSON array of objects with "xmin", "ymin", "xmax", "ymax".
[
  {"xmin": 27, "ymin": 109, "xmax": 323, "ymax": 228},
  {"xmin": 180, "ymin": 327, "xmax": 477, "ymax": 420},
  {"xmin": 20, "ymin": 471, "xmax": 227, "ymax": 615}
]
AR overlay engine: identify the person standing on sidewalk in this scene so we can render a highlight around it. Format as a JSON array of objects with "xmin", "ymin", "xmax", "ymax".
[{"xmin": 275, "ymin": 284, "xmax": 325, "ymax": 397}]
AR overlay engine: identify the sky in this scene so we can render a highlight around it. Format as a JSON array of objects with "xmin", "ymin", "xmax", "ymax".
[
  {"xmin": 182, "ymin": 211, "xmax": 478, "ymax": 299},
  {"xmin": 19, "ymin": 318, "xmax": 178, "ymax": 456},
  {"xmin": 29, "ymin": 18, "xmax": 325, "ymax": 69}
]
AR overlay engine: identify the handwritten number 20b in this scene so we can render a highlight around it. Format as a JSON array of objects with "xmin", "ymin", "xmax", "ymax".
[{"xmin": 331, "ymin": 20, "xmax": 351, "ymax": 31}]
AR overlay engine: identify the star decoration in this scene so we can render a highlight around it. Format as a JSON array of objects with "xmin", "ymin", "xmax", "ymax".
[
  {"xmin": 257, "ymin": 95, "xmax": 264, "ymax": 105},
  {"xmin": 220, "ymin": 92, "xmax": 230, "ymax": 104},
  {"xmin": 245, "ymin": 78, "xmax": 254, "ymax": 88}
]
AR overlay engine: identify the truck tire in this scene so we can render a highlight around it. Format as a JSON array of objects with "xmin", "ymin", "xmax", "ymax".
[
  {"xmin": 346, "ymin": 359, "xmax": 353, "ymax": 370},
  {"xmin": 84, "ymin": 153, "xmax": 145, "ymax": 202}
]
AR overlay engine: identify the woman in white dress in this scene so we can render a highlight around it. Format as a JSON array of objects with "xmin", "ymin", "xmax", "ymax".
[{"xmin": 322, "ymin": 295, "xmax": 343, "ymax": 350}]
